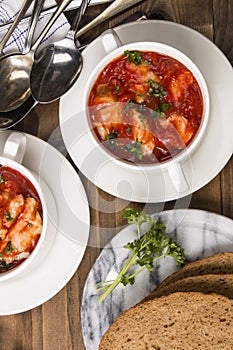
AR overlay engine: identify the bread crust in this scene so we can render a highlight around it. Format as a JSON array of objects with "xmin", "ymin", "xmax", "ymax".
[
  {"xmin": 99, "ymin": 292, "xmax": 233, "ymax": 350},
  {"xmin": 146, "ymin": 273, "xmax": 233, "ymax": 298},
  {"xmin": 145, "ymin": 252, "xmax": 233, "ymax": 301}
]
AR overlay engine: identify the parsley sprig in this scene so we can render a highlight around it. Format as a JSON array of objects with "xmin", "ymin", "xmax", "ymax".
[
  {"xmin": 152, "ymin": 102, "xmax": 170, "ymax": 118},
  {"xmin": 123, "ymin": 50, "xmax": 143, "ymax": 65},
  {"xmin": 4, "ymin": 241, "xmax": 14, "ymax": 255},
  {"xmin": 124, "ymin": 140, "xmax": 143, "ymax": 160},
  {"xmin": 106, "ymin": 129, "xmax": 118, "ymax": 140},
  {"xmin": 0, "ymin": 175, "xmax": 5, "ymax": 184},
  {"xmin": 147, "ymin": 79, "xmax": 167, "ymax": 100},
  {"xmin": 96, "ymin": 208, "xmax": 185, "ymax": 303},
  {"xmin": 5, "ymin": 212, "xmax": 14, "ymax": 222}
]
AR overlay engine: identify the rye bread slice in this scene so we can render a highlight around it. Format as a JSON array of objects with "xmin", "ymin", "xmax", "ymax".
[
  {"xmin": 145, "ymin": 273, "xmax": 233, "ymax": 299},
  {"xmin": 145, "ymin": 252, "xmax": 233, "ymax": 301},
  {"xmin": 99, "ymin": 292, "xmax": 233, "ymax": 350}
]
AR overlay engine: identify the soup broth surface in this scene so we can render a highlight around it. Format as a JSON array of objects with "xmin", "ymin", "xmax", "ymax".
[
  {"xmin": 0, "ymin": 166, "xmax": 43, "ymax": 272},
  {"xmin": 88, "ymin": 49, "xmax": 204, "ymax": 164}
]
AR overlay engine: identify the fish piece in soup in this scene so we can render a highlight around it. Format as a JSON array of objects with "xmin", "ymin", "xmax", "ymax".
[
  {"xmin": 0, "ymin": 166, "xmax": 43, "ymax": 272},
  {"xmin": 88, "ymin": 49, "xmax": 204, "ymax": 164}
]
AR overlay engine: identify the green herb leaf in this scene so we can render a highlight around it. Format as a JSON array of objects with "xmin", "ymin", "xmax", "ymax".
[
  {"xmin": 124, "ymin": 140, "xmax": 143, "ymax": 160},
  {"xmin": 147, "ymin": 79, "xmax": 167, "ymax": 100},
  {"xmin": 0, "ymin": 175, "xmax": 5, "ymax": 184},
  {"xmin": 5, "ymin": 212, "xmax": 14, "ymax": 222},
  {"xmin": 106, "ymin": 129, "xmax": 118, "ymax": 140},
  {"xmin": 97, "ymin": 209, "xmax": 185, "ymax": 303},
  {"xmin": 4, "ymin": 242, "xmax": 14, "ymax": 255},
  {"xmin": 123, "ymin": 50, "xmax": 143, "ymax": 65},
  {"xmin": 152, "ymin": 103, "xmax": 171, "ymax": 118},
  {"xmin": 126, "ymin": 126, "xmax": 132, "ymax": 134},
  {"xmin": 122, "ymin": 99, "xmax": 136, "ymax": 114},
  {"xmin": 0, "ymin": 259, "xmax": 10, "ymax": 270},
  {"xmin": 122, "ymin": 208, "xmax": 153, "ymax": 232}
]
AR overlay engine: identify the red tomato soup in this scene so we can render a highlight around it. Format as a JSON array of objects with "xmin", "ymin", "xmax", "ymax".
[
  {"xmin": 0, "ymin": 165, "xmax": 43, "ymax": 272},
  {"xmin": 88, "ymin": 50, "xmax": 204, "ymax": 164}
]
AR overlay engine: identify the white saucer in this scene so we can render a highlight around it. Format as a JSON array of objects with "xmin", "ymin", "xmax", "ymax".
[
  {"xmin": 59, "ymin": 20, "xmax": 233, "ymax": 203},
  {"xmin": 0, "ymin": 131, "xmax": 90, "ymax": 315},
  {"xmin": 80, "ymin": 209, "xmax": 233, "ymax": 350}
]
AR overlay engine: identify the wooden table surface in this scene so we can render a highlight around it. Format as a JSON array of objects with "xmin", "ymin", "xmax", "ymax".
[{"xmin": 1, "ymin": 0, "xmax": 233, "ymax": 349}]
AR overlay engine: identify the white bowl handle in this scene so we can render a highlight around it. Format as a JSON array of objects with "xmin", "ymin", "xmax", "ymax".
[
  {"xmin": 101, "ymin": 29, "xmax": 122, "ymax": 54},
  {"xmin": 168, "ymin": 161, "xmax": 190, "ymax": 193},
  {"xmin": 2, "ymin": 132, "xmax": 27, "ymax": 164}
]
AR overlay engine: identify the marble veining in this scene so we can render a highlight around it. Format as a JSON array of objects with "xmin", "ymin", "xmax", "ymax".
[{"xmin": 81, "ymin": 209, "xmax": 233, "ymax": 350}]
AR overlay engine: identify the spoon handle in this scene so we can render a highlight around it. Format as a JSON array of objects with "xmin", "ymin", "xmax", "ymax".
[
  {"xmin": 31, "ymin": 0, "xmax": 73, "ymax": 53},
  {"xmin": 0, "ymin": 0, "xmax": 33, "ymax": 54},
  {"xmin": 24, "ymin": 0, "xmax": 46, "ymax": 53},
  {"xmin": 71, "ymin": 0, "xmax": 91, "ymax": 32},
  {"xmin": 75, "ymin": 0, "xmax": 144, "ymax": 38}
]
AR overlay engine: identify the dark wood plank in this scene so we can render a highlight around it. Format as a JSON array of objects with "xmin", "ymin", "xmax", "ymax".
[{"xmin": 213, "ymin": 0, "xmax": 233, "ymax": 64}]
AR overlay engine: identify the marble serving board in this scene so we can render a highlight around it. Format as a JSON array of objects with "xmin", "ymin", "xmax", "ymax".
[{"xmin": 81, "ymin": 209, "xmax": 233, "ymax": 350}]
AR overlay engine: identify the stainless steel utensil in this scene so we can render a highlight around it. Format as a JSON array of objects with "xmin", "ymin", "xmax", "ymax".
[
  {"xmin": 0, "ymin": 96, "xmax": 36, "ymax": 129},
  {"xmin": 0, "ymin": 1, "xmax": 146, "ymax": 129},
  {"xmin": 0, "ymin": 1, "xmax": 112, "ymax": 31},
  {"xmin": 0, "ymin": 0, "xmax": 74, "ymax": 113},
  {"xmin": 30, "ymin": 0, "xmax": 91, "ymax": 103},
  {"xmin": 0, "ymin": 0, "xmax": 46, "ymax": 112},
  {"xmin": 76, "ymin": 0, "xmax": 144, "ymax": 38},
  {"xmin": 0, "ymin": 0, "xmax": 34, "ymax": 54}
]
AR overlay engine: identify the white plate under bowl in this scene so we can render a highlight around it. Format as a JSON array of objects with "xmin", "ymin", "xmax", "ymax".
[
  {"xmin": 59, "ymin": 20, "xmax": 233, "ymax": 203},
  {"xmin": 81, "ymin": 209, "xmax": 233, "ymax": 350},
  {"xmin": 0, "ymin": 131, "xmax": 90, "ymax": 315}
]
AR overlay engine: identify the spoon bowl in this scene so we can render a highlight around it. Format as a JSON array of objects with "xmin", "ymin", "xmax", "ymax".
[
  {"xmin": 31, "ymin": 39, "xmax": 83, "ymax": 103},
  {"xmin": 0, "ymin": 0, "xmax": 74, "ymax": 113},
  {"xmin": 0, "ymin": 0, "xmax": 144, "ymax": 129},
  {"xmin": 0, "ymin": 52, "xmax": 33, "ymax": 112},
  {"xmin": 0, "ymin": 0, "xmax": 45, "ymax": 113},
  {"xmin": 0, "ymin": 96, "xmax": 36, "ymax": 129},
  {"xmin": 30, "ymin": 0, "xmax": 91, "ymax": 103}
]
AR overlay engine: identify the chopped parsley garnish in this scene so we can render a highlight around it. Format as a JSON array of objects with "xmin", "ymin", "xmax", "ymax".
[
  {"xmin": 0, "ymin": 175, "xmax": 5, "ymax": 184},
  {"xmin": 106, "ymin": 129, "xmax": 118, "ymax": 140},
  {"xmin": 4, "ymin": 242, "xmax": 14, "ymax": 255},
  {"xmin": 96, "ymin": 208, "xmax": 185, "ymax": 302},
  {"xmin": 5, "ymin": 212, "xmax": 14, "ymax": 222},
  {"xmin": 123, "ymin": 50, "xmax": 143, "ymax": 65},
  {"xmin": 122, "ymin": 99, "xmax": 136, "ymax": 114},
  {"xmin": 122, "ymin": 100, "xmax": 146, "ymax": 115},
  {"xmin": 124, "ymin": 140, "xmax": 143, "ymax": 160},
  {"xmin": 147, "ymin": 79, "xmax": 167, "ymax": 100},
  {"xmin": 0, "ymin": 260, "xmax": 10, "ymax": 270},
  {"xmin": 139, "ymin": 114, "xmax": 146, "ymax": 122},
  {"xmin": 126, "ymin": 126, "xmax": 132, "ymax": 134},
  {"xmin": 152, "ymin": 102, "xmax": 170, "ymax": 118},
  {"xmin": 105, "ymin": 138, "xmax": 118, "ymax": 150},
  {"xmin": 115, "ymin": 85, "xmax": 120, "ymax": 92}
]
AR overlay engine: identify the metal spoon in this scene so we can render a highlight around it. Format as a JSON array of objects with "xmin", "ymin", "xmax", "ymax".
[
  {"xmin": 0, "ymin": 0, "xmax": 44, "ymax": 127},
  {"xmin": 30, "ymin": 0, "xmax": 91, "ymax": 103},
  {"xmin": 76, "ymin": 0, "xmax": 144, "ymax": 38},
  {"xmin": 0, "ymin": 0, "xmax": 34, "ymax": 55},
  {"xmin": 0, "ymin": 0, "xmax": 144, "ymax": 129},
  {"xmin": 30, "ymin": 0, "xmax": 143, "ymax": 103},
  {"xmin": 0, "ymin": 0, "xmax": 75, "ymax": 113}
]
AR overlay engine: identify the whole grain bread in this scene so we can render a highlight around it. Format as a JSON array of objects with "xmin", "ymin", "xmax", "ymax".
[
  {"xmin": 146, "ymin": 252, "xmax": 233, "ymax": 301},
  {"xmin": 98, "ymin": 292, "xmax": 233, "ymax": 350},
  {"xmin": 145, "ymin": 273, "xmax": 233, "ymax": 299}
]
